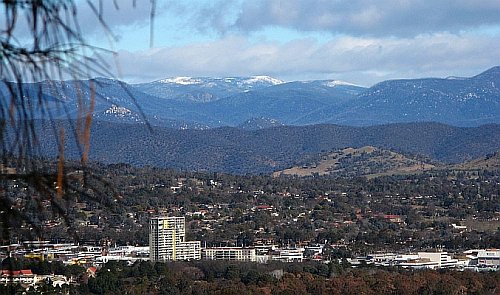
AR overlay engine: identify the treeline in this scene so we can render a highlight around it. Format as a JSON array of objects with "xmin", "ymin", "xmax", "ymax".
[
  {"xmin": 2, "ymin": 258, "xmax": 499, "ymax": 294},
  {"xmin": 84, "ymin": 261, "xmax": 500, "ymax": 294},
  {"xmin": 28, "ymin": 120, "xmax": 500, "ymax": 174}
]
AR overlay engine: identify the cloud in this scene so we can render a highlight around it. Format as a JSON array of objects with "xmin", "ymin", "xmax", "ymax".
[
  {"xmin": 6, "ymin": 0, "xmax": 166, "ymax": 46},
  {"xmin": 198, "ymin": 0, "xmax": 500, "ymax": 37},
  {"xmin": 75, "ymin": 0, "xmax": 168, "ymax": 39},
  {"xmin": 112, "ymin": 33, "xmax": 500, "ymax": 86}
]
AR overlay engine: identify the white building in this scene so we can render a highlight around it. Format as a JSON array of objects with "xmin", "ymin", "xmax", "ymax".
[
  {"xmin": 271, "ymin": 248, "xmax": 304, "ymax": 262},
  {"xmin": 367, "ymin": 253, "xmax": 397, "ymax": 266},
  {"xmin": 464, "ymin": 249, "xmax": 500, "ymax": 268},
  {"xmin": 149, "ymin": 216, "xmax": 201, "ymax": 262},
  {"xmin": 1, "ymin": 270, "xmax": 36, "ymax": 285},
  {"xmin": 107, "ymin": 245, "xmax": 150, "ymax": 257},
  {"xmin": 397, "ymin": 252, "xmax": 459, "ymax": 269},
  {"xmin": 202, "ymin": 247, "xmax": 256, "ymax": 262},
  {"xmin": 0, "ymin": 270, "xmax": 70, "ymax": 288},
  {"xmin": 305, "ymin": 244, "xmax": 325, "ymax": 255}
]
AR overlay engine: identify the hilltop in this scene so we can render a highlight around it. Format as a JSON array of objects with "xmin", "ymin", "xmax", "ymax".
[
  {"xmin": 450, "ymin": 151, "xmax": 500, "ymax": 171},
  {"xmin": 274, "ymin": 146, "xmax": 436, "ymax": 178}
]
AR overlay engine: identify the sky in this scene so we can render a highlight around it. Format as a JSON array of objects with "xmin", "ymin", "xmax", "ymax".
[{"xmin": 23, "ymin": 0, "xmax": 500, "ymax": 86}]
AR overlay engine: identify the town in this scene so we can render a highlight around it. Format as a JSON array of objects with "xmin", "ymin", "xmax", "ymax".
[
  {"xmin": 1, "ymin": 215, "xmax": 499, "ymax": 290},
  {"xmin": 1, "ymin": 160, "xmax": 499, "ymax": 292},
  {"xmin": 2, "ymin": 1, "xmax": 500, "ymax": 294}
]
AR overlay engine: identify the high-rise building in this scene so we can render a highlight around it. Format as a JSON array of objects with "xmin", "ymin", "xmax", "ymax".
[{"xmin": 149, "ymin": 216, "xmax": 201, "ymax": 262}]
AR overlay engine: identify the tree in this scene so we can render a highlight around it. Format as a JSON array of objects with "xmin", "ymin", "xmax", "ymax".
[
  {"xmin": 88, "ymin": 269, "xmax": 123, "ymax": 294},
  {"xmin": 1, "ymin": 0, "xmax": 155, "ymax": 250}
]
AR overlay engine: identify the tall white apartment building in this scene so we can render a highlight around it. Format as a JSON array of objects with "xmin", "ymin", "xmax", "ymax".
[{"xmin": 149, "ymin": 216, "xmax": 201, "ymax": 262}]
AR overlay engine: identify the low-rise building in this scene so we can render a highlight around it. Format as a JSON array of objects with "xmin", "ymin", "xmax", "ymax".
[
  {"xmin": 271, "ymin": 248, "xmax": 304, "ymax": 262},
  {"xmin": 397, "ymin": 252, "xmax": 459, "ymax": 269},
  {"xmin": 202, "ymin": 247, "xmax": 256, "ymax": 262},
  {"xmin": 464, "ymin": 249, "xmax": 500, "ymax": 268},
  {"xmin": 1, "ymin": 269, "xmax": 36, "ymax": 285},
  {"xmin": 476, "ymin": 249, "xmax": 500, "ymax": 267},
  {"xmin": 1, "ymin": 270, "xmax": 71, "ymax": 288},
  {"xmin": 367, "ymin": 253, "xmax": 397, "ymax": 266}
]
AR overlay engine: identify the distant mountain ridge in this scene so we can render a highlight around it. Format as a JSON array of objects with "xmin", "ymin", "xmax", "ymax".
[
  {"xmin": 328, "ymin": 66, "xmax": 500, "ymax": 126},
  {"xmin": 133, "ymin": 76, "xmax": 284, "ymax": 103},
  {"xmin": 275, "ymin": 145, "xmax": 500, "ymax": 178},
  {"xmin": 23, "ymin": 120, "xmax": 500, "ymax": 174},
  {"xmin": 2, "ymin": 67, "xmax": 500, "ymax": 128}
]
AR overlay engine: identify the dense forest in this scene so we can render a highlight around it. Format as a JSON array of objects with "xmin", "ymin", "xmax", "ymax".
[{"xmin": 23, "ymin": 120, "xmax": 500, "ymax": 174}]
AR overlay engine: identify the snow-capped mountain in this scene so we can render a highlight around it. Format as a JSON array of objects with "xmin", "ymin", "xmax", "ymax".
[
  {"xmin": 133, "ymin": 76, "xmax": 284, "ymax": 103},
  {"xmin": 323, "ymin": 80, "xmax": 363, "ymax": 88},
  {"xmin": 156, "ymin": 75, "xmax": 283, "ymax": 87},
  {"xmin": 240, "ymin": 76, "xmax": 284, "ymax": 86},
  {"xmin": 3, "ymin": 67, "xmax": 500, "ymax": 128},
  {"xmin": 201, "ymin": 79, "xmax": 367, "ymax": 125}
]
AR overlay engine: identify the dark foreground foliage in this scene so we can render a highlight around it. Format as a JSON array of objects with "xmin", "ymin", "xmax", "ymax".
[{"xmin": 83, "ymin": 260, "xmax": 500, "ymax": 295}]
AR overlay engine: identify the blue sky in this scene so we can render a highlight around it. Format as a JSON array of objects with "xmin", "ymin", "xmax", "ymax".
[{"xmin": 37, "ymin": 1, "xmax": 500, "ymax": 86}]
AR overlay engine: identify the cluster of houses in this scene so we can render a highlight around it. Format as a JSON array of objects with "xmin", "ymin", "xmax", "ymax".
[
  {"xmin": 1, "ymin": 245, "xmax": 498, "ymax": 289},
  {"xmin": 1, "ymin": 215, "xmax": 498, "ymax": 288},
  {"xmin": 0, "ymin": 269, "xmax": 71, "ymax": 290},
  {"xmin": 1, "ymin": 241, "xmax": 150, "ymax": 267},
  {"xmin": 1, "ymin": 239, "xmax": 498, "ymax": 277},
  {"xmin": 0, "ymin": 241, "xmax": 149, "ymax": 289}
]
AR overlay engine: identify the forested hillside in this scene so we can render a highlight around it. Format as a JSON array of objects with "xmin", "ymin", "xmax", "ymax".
[{"xmin": 24, "ymin": 121, "xmax": 500, "ymax": 174}]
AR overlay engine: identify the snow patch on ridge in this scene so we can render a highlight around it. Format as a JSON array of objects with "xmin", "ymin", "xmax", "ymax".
[
  {"xmin": 105, "ymin": 104, "xmax": 132, "ymax": 117},
  {"xmin": 159, "ymin": 77, "xmax": 202, "ymax": 85},
  {"xmin": 243, "ymin": 76, "xmax": 284, "ymax": 85},
  {"xmin": 324, "ymin": 80, "xmax": 361, "ymax": 87}
]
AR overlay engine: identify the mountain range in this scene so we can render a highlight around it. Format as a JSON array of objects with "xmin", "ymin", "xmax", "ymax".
[
  {"xmin": 22, "ymin": 120, "xmax": 500, "ymax": 174},
  {"xmin": 2, "ymin": 66, "xmax": 499, "ymax": 128}
]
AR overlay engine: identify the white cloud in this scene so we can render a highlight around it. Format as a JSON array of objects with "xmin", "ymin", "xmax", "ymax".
[
  {"xmin": 216, "ymin": 0, "xmax": 500, "ymax": 37},
  {"xmin": 112, "ymin": 33, "xmax": 500, "ymax": 86},
  {"xmin": 8, "ymin": 1, "xmax": 498, "ymax": 85},
  {"xmin": 75, "ymin": 0, "xmax": 167, "ymax": 39},
  {"xmin": 6, "ymin": 0, "xmax": 163, "ymax": 46}
]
